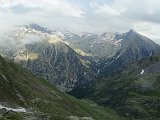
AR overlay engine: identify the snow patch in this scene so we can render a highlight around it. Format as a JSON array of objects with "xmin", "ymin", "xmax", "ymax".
[
  {"xmin": 115, "ymin": 55, "xmax": 120, "ymax": 59},
  {"xmin": 97, "ymin": 69, "xmax": 100, "ymax": 74},
  {"xmin": 140, "ymin": 70, "xmax": 144, "ymax": 74},
  {"xmin": 0, "ymin": 104, "xmax": 26, "ymax": 112},
  {"xmin": 150, "ymin": 52, "xmax": 153, "ymax": 56},
  {"xmin": 68, "ymin": 116, "xmax": 94, "ymax": 120},
  {"xmin": 1, "ymin": 74, "xmax": 8, "ymax": 82},
  {"xmin": 63, "ymin": 41, "xmax": 70, "ymax": 45}
]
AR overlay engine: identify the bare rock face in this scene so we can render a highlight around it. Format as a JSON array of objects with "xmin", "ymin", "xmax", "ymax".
[
  {"xmin": 63, "ymin": 32, "xmax": 123, "ymax": 60},
  {"xmin": 2, "ymin": 24, "xmax": 160, "ymax": 93},
  {"xmin": 2, "ymin": 24, "xmax": 96, "ymax": 92},
  {"xmin": 15, "ymin": 41, "xmax": 95, "ymax": 91},
  {"xmin": 99, "ymin": 30, "xmax": 160, "ymax": 75}
]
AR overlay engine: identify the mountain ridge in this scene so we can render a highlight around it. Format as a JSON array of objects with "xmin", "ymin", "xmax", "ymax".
[
  {"xmin": 99, "ymin": 29, "xmax": 160, "ymax": 75},
  {"xmin": 90, "ymin": 55, "xmax": 160, "ymax": 119},
  {"xmin": 0, "ymin": 55, "xmax": 125, "ymax": 120},
  {"xmin": 1, "ymin": 23, "xmax": 160, "ymax": 93}
]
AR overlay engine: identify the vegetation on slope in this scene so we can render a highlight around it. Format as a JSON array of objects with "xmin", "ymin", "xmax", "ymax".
[
  {"xmin": 0, "ymin": 55, "xmax": 125, "ymax": 120},
  {"xmin": 90, "ymin": 56, "xmax": 160, "ymax": 119}
]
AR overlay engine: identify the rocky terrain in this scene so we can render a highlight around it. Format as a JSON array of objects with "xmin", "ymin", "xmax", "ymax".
[
  {"xmin": 99, "ymin": 29, "xmax": 160, "ymax": 75},
  {"xmin": 1, "ymin": 24, "xmax": 96, "ymax": 91}
]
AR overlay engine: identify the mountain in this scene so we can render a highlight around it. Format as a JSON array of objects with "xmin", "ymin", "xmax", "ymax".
[
  {"xmin": 0, "ymin": 55, "xmax": 126, "ymax": 120},
  {"xmin": 2, "ymin": 24, "xmax": 160, "ymax": 95},
  {"xmin": 1, "ymin": 23, "xmax": 160, "ymax": 119},
  {"xmin": 99, "ymin": 29, "xmax": 160, "ymax": 75},
  {"xmin": 25, "ymin": 24, "xmax": 53, "ymax": 34},
  {"xmin": 90, "ymin": 55, "xmax": 160, "ymax": 119},
  {"xmin": 1, "ymin": 24, "xmax": 96, "ymax": 91},
  {"xmin": 27, "ymin": 24, "xmax": 122, "ymax": 60},
  {"xmin": 63, "ymin": 32, "xmax": 122, "ymax": 61},
  {"xmin": 67, "ymin": 29, "xmax": 160, "ymax": 99},
  {"xmin": 23, "ymin": 25, "xmax": 160, "ymax": 74},
  {"xmin": 51, "ymin": 28, "xmax": 160, "ymax": 76},
  {"xmin": 6, "ymin": 41, "xmax": 96, "ymax": 92}
]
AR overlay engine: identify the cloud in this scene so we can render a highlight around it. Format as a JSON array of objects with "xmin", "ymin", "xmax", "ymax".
[
  {"xmin": 88, "ymin": 0, "xmax": 160, "ymax": 43},
  {"xmin": 0, "ymin": 0, "xmax": 85, "ymax": 34},
  {"xmin": 90, "ymin": 0, "xmax": 160, "ymax": 24},
  {"xmin": 90, "ymin": 1, "xmax": 126, "ymax": 16},
  {"xmin": 0, "ymin": 0, "xmax": 160, "ymax": 43},
  {"xmin": 9, "ymin": 4, "xmax": 42, "ymax": 14},
  {"xmin": 133, "ymin": 22, "xmax": 160, "ymax": 43},
  {"xmin": 0, "ymin": 0, "xmax": 84, "ymax": 18}
]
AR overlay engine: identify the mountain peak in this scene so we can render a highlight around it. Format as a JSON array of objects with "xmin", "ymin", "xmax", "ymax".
[
  {"xmin": 125, "ymin": 29, "xmax": 140, "ymax": 38},
  {"xmin": 25, "ymin": 23, "xmax": 53, "ymax": 34},
  {"xmin": 128, "ymin": 29, "xmax": 137, "ymax": 34}
]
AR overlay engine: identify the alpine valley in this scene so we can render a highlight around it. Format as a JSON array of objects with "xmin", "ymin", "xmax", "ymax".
[{"xmin": 0, "ymin": 24, "xmax": 160, "ymax": 120}]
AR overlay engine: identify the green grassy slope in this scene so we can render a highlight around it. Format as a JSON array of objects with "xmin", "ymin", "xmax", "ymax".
[
  {"xmin": 91, "ymin": 56, "xmax": 160, "ymax": 119},
  {"xmin": 0, "ymin": 55, "xmax": 125, "ymax": 120}
]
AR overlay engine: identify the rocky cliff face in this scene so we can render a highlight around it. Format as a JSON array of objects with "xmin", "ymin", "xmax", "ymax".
[
  {"xmin": 2, "ymin": 24, "xmax": 160, "ymax": 92},
  {"xmin": 99, "ymin": 30, "xmax": 160, "ymax": 75},
  {"xmin": 16, "ymin": 41, "xmax": 95, "ymax": 91},
  {"xmin": 2, "ymin": 24, "xmax": 96, "ymax": 91},
  {"xmin": 63, "ymin": 32, "xmax": 122, "ymax": 60}
]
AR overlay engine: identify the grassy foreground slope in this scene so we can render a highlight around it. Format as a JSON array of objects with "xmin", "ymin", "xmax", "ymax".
[
  {"xmin": 91, "ymin": 56, "xmax": 160, "ymax": 119},
  {"xmin": 0, "ymin": 55, "xmax": 125, "ymax": 120}
]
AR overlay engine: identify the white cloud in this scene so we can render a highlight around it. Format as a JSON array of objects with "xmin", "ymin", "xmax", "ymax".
[
  {"xmin": 88, "ymin": 0, "xmax": 160, "ymax": 43},
  {"xmin": 0, "ymin": 0, "xmax": 160, "ymax": 43},
  {"xmin": 0, "ymin": 0, "xmax": 84, "ymax": 18},
  {"xmin": 90, "ymin": 1, "xmax": 126, "ymax": 16},
  {"xmin": 0, "ymin": 0, "xmax": 85, "ymax": 38},
  {"xmin": 133, "ymin": 22, "xmax": 160, "ymax": 43}
]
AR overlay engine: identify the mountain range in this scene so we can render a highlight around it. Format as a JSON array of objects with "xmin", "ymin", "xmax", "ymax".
[{"xmin": 1, "ymin": 23, "xmax": 160, "ymax": 119}]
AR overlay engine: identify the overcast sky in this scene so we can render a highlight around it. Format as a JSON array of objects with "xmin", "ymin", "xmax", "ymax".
[{"xmin": 0, "ymin": 0, "xmax": 160, "ymax": 43}]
